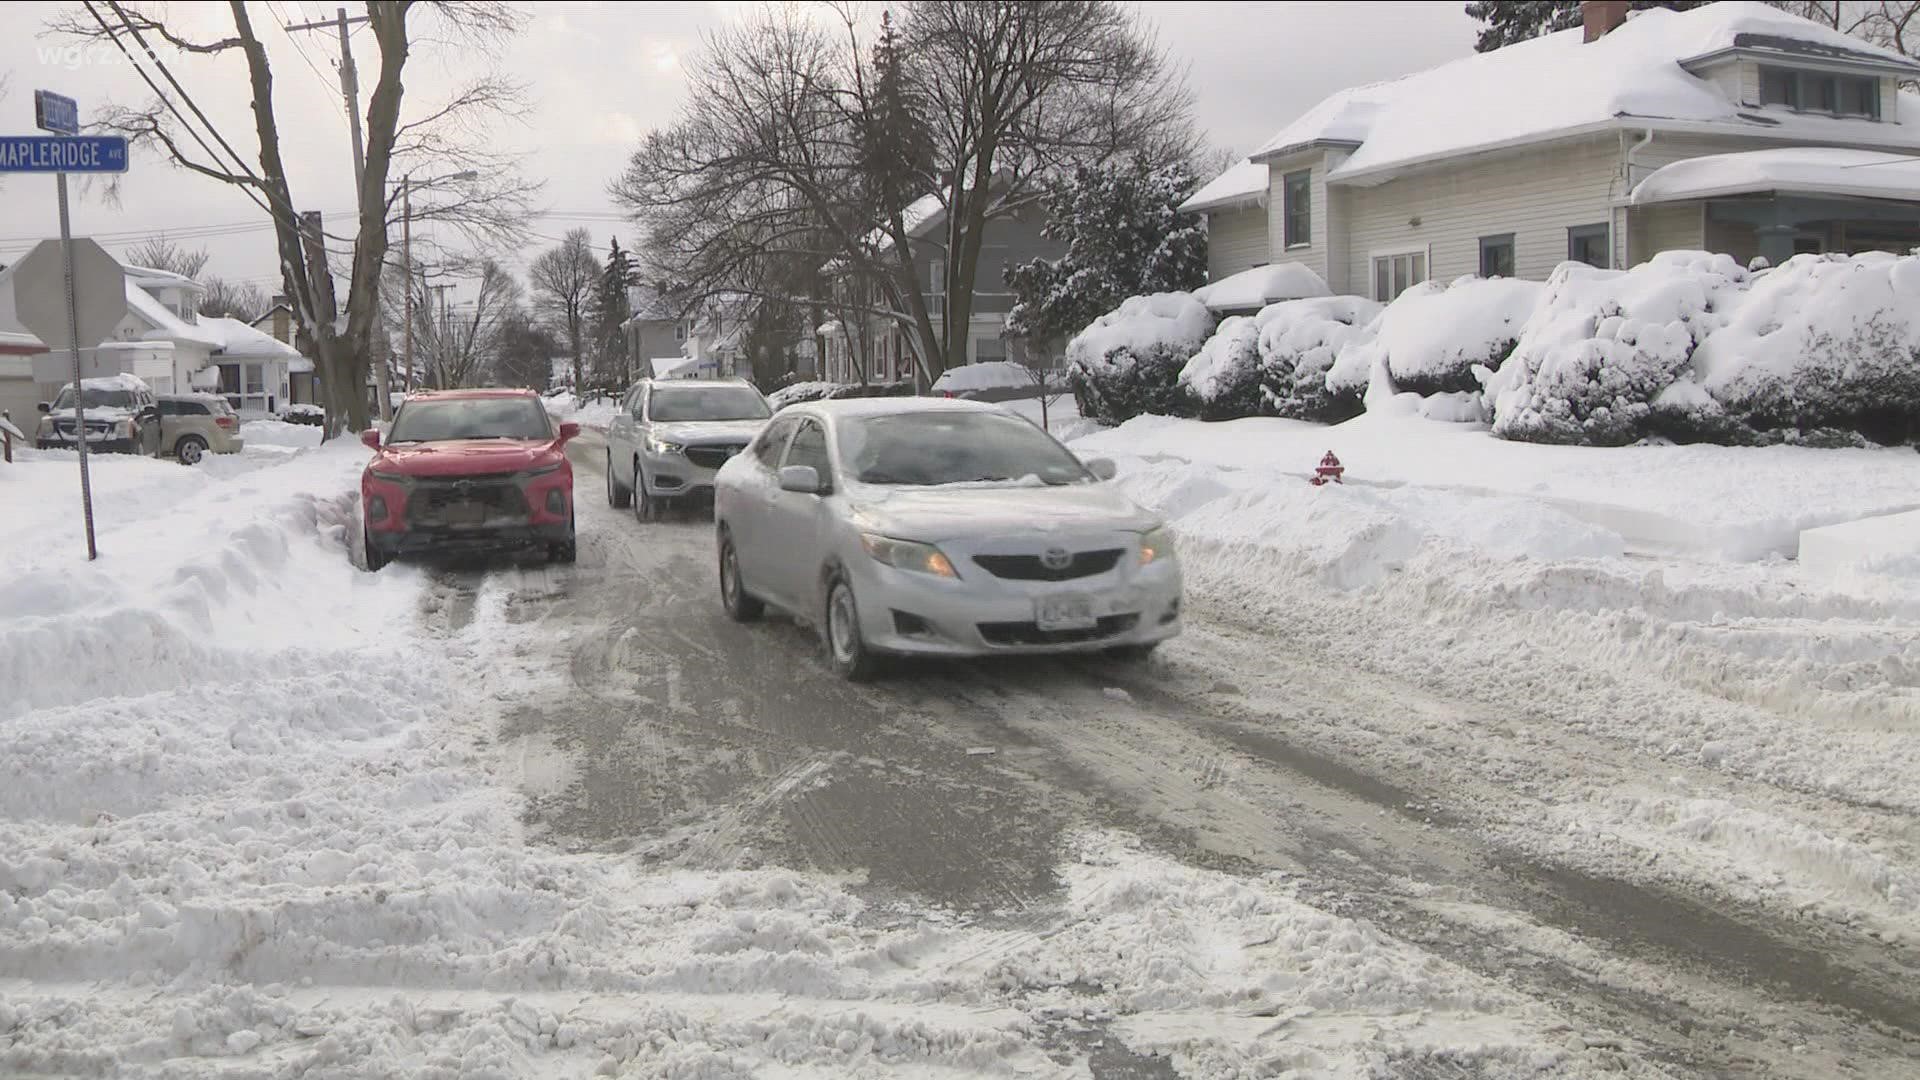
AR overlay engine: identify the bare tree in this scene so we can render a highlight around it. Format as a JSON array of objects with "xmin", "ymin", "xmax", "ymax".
[
  {"xmin": 123, "ymin": 236, "xmax": 209, "ymax": 279},
  {"xmin": 1014, "ymin": 345, "xmax": 1068, "ymax": 432},
  {"xmin": 412, "ymin": 259, "xmax": 520, "ymax": 389},
  {"xmin": 1772, "ymin": 1, "xmax": 1920, "ymax": 61},
  {"xmin": 52, "ymin": 1, "xmax": 538, "ymax": 436},
  {"xmin": 199, "ymin": 277, "xmax": 268, "ymax": 321},
  {"xmin": 490, "ymin": 308, "xmax": 557, "ymax": 391},
  {"xmin": 613, "ymin": 1, "xmax": 1194, "ymax": 385},
  {"xmin": 527, "ymin": 228, "xmax": 601, "ymax": 395}
]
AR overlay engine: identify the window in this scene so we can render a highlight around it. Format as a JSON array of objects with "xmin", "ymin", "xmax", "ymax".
[
  {"xmin": 1478, "ymin": 234, "xmax": 1515, "ymax": 278},
  {"xmin": 783, "ymin": 419, "xmax": 832, "ymax": 482},
  {"xmin": 838, "ymin": 411, "xmax": 1090, "ymax": 486},
  {"xmin": 753, "ymin": 415, "xmax": 800, "ymax": 466},
  {"xmin": 648, "ymin": 385, "xmax": 770, "ymax": 422},
  {"xmin": 1567, "ymin": 223, "xmax": 1609, "ymax": 268},
  {"xmin": 674, "ymin": 321, "xmax": 687, "ymax": 342},
  {"xmin": 973, "ymin": 336, "xmax": 1008, "ymax": 363},
  {"xmin": 387, "ymin": 398, "xmax": 553, "ymax": 443},
  {"xmin": 626, "ymin": 386, "xmax": 645, "ymax": 419},
  {"xmin": 244, "ymin": 364, "xmax": 266, "ymax": 395},
  {"xmin": 1370, "ymin": 250, "xmax": 1426, "ymax": 302},
  {"xmin": 1283, "ymin": 169, "xmax": 1312, "ymax": 248},
  {"xmin": 1760, "ymin": 66, "xmax": 1879, "ymax": 119}
]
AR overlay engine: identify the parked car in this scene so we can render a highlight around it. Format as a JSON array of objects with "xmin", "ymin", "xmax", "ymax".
[
  {"xmin": 358, "ymin": 388, "xmax": 580, "ymax": 570},
  {"xmin": 713, "ymin": 398, "xmax": 1181, "ymax": 680},
  {"xmin": 35, "ymin": 374, "xmax": 163, "ymax": 455},
  {"xmin": 157, "ymin": 393, "xmax": 244, "ymax": 464},
  {"xmin": 280, "ymin": 403, "xmax": 325, "ymax": 427},
  {"xmin": 605, "ymin": 378, "xmax": 771, "ymax": 519}
]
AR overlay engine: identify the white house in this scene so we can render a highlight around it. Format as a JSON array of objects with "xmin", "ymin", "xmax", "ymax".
[
  {"xmin": 0, "ymin": 259, "xmax": 305, "ymax": 419},
  {"xmin": 1183, "ymin": 0, "xmax": 1920, "ymax": 302}
]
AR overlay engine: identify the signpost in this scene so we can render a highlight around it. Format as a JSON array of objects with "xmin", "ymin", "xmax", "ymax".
[{"xmin": 0, "ymin": 91, "xmax": 131, "ymax": 560}]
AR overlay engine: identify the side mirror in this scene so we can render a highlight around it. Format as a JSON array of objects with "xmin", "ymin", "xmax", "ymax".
[
  {"xmin": 36, "ymin": 402, "xmax": 50, "ymax": 414},
  {"xmin": 557, "ymin": 421, "xmax": 581, "ymax": 443},
  {"xmin": 779, "ymin": 464, "xmax": 823, "ymax": 495},
  {"xmin": 1085, "ymin": 457, "xmax": 1118, "ymax": 481},
  {"xmin": 360, "ymin": 429, "xmax": 381, "ymax": 450}
]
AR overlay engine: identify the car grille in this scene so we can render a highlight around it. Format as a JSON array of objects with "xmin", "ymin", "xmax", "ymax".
[
  {"xmin": 684, "ymin": 443, "xmax": 748, "ymax": 470},
  {"xmin": 977, "ymin": 613, "xmax": 1138, "ymax": 646},
  {"xmin": 52, "ymin": 420, "xmax": 113, "ymax": 436},
  {"xmin": 404, "ymin": 473, "xmax": 528, "ymax": 527},
  {"xmin": 973, "ymin": 548, "xmax": 1125, "ymax": 582}
]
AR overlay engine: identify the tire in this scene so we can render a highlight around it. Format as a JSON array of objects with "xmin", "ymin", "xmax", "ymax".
[
  {"xmin": 633, "ymin": 459, "xmax": 655, "ymax": 522},
  {"xmin": 718, "ymin": 528, "xmax": 764, "ymax": 622},
  {"xmin": 363, "ymin": 521, "xmax": 391, "ymax": 572},
  {"xmin": 550, "ymin": 516, "xmax": 577, "ymax": 564},
  {"xmin": 1105, "ymin": 642, "xmax": 1158, "ymax": 662},
  {"xmin": 606, "ymin": 451, "xmax": 631, "ymax": 508},
  {"xmin": 174, "ymin": 435, "xmax": 208, "ymax": 466},
  {"xmin": 824, "ymin": 573, "xmax": 880, "ymax": 681}
]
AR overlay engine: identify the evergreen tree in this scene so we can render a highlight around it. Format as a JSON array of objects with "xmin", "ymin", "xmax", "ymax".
[
  {"xmin": 1466, "ymin": 0, "xmax": 1713, "ymax": 52},
  {"xmin": 860, "ymin": 11, "xmax": 935, "ymax": 219},
  {"xmin": 591, "ymin": 236, "xmax": 641, "ymax": 389},
  {"xmin": 1005, "ymin": 162, "xmax": 1208, "ymax": 350}
]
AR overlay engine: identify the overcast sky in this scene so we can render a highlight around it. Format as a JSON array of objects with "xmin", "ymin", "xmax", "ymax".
[{"xmin": 0, "ymin": 1, "xmax": 1475, "ymax": 312}]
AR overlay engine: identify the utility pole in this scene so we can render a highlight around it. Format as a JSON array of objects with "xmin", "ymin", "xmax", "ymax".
[
  {"xmin": 286, "ymin": 7, "xmax": 386, "ymax": 418},
  {"xmin": 401, "ymin": 178, "xmax": 413, "ymax": 395},
  {"xmin": 430, "ymin": 284, "xmax": 456, "ymax": 388}
]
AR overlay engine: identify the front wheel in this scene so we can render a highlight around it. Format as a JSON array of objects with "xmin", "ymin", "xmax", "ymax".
[
  {"xmin": 363, "ymin": 522, "xmax": 391, "ymax": 572},
  {"xmin": 718, "ymin": 529, "xmax": 764, "ymax": 622},
  {"xmin": 824, "ymin": 574, "xmax": 880, "ymax": 681},
  {"xmin": 551, "ymin": 515, "xmax": 577, "ymax": 564},
  {"xmin": 606, "ymin": 452, "xmax": 631, "ymax": 508},
  {"xmin": 633, "ymin": 460, "xmax": 656, "ymax": 522},
  {"xmin": 174, "ymin": 435, "xmax": 207, "ymax": 466}
]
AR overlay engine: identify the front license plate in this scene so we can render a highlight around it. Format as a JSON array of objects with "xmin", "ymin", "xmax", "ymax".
[
  {"xmin": 443, "ymin": 500, "xmax": 486, "ymax": 526},
  {"xmin": 1035, "ymin": 592, "xmax": 1097, "ymax": 631}
]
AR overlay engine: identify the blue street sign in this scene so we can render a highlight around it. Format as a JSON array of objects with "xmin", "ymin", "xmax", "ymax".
[
  {"xmin": 0, "ymin": 136, "xmax": 128, "ymax": 174},
  {"xmin": 34, "ymin": 90, "xmax": 79, "ymax": 136}
]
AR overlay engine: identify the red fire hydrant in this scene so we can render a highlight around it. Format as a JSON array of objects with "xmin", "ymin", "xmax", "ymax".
[{"xmin": 1310, "ymin": 450, "xmax": 1344, "ymax": 486}]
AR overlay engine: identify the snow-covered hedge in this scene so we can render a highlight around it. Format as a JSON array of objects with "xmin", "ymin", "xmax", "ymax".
[
  {"xmin": 1257, "ymin": 296, "xmax": 1383, "ymax": 422},
  {"xmin": 1695, "ymin": 252, "xmax": 1920, "ymax": 445},
  {"xmin": 1339, "ymin": 277, "xmax": 1541, "ymax": 399},
  {"xmin": 1177, "ymin": 315, "xmax": 1261, "ymax": 420},
  {"xmin": 1066, "ymin": 292, "xmax": 1214, "ymax": 425},
  {"xmin": 1485, "ymin": 253, "xmax": 1747, "ymax": 445}
]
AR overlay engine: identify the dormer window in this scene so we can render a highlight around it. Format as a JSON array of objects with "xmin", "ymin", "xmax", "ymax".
[{"xmin": 1760, "ymin": 66, "xmax": 1879, "ymax": 119}]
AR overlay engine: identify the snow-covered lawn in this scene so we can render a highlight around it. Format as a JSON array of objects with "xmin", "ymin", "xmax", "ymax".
[{"xmin": 542, "ymin": 391, "xmax": 621, "ymax": 430}]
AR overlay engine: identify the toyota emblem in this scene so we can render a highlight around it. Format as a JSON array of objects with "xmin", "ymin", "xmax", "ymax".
[{"xmin": 1040, "ymin": 546, "xmax": 1073, "ymax": 571}]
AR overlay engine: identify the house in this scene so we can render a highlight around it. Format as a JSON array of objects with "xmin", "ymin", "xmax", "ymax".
[
  {"xmin": 819, "ymin": 187, "xmax": 1064, "ymax": 384},
  {"xmin": 0, "ymin": 259, "xmax": 306, "ymax": 419},
  {"xmin": 0, "ymin": 332, "xmax": 42, "ymax": 428},
  {"xmin": 249, "ymin": 298, "xmax": 323, "ymax": 408},
  {"xmin": 620, "ymin": 283, "xmax": 682, "ymax": 379},
  {"xmin": 1182, "ymin": 1, "xmax": 1920, "ymax": 303}
]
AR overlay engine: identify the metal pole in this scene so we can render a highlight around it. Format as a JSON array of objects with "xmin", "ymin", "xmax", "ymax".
[
  {"xmin": 56, "ymin": 173, "xmax": 98, "ymax": 561},
  {"xmin": 335, "ymin": 8, "xmax": 366, "ymax": 188},
  {"xmin": 402, "ymin": 177, "xmax": 412, "ymax": 393}
]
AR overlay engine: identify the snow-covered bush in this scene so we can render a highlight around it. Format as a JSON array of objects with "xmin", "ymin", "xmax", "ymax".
[
  {"xmin": 768, "ymin": 380, "xmax": 913, "ymax": 411},
  {"xmin": 1255, "ymin": 296, "xmax": 1383, "ymax": 422},
  {"xmin": 1357, "ymin": 276, "xmax": 1542, "ymax": 397},
  {"xmin": 1177, "ymin": 316, "xmax": 1262, "ymax": 419},
  {"xmin": 1066, "ymin": 292, "xmax": 1214, "ymax": 424},
  {"xmin": 1695, "ymin": 252, "xmax": 1920, "ymax": 445},
  {"xmin": 1486, "ymin": 252, "xmax": 1747, "ymax": 445}
]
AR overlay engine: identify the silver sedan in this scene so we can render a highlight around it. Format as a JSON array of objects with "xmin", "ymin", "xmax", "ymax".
[{"xmin": 712, "ymin": 398, "xmax": 1181, "ymax": 680}]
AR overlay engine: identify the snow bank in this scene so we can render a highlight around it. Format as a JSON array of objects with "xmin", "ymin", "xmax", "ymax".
[
  {"xmin": 1065, "ymin": 292, "xmax": 1214, "ymax": 425},
  {"xmin": 1486, "ymin": 252, "xmax": 1747, "ymax": 445},
  {"xmin": 1799, "ymin": 508, "xmax": 1920, "ymax": 582},
  {"xmin": 1191, "ymin": 262, "xmax": 1330, "ymax": 313},
  {"xmin": 541, "ymin": 391, "xmax": 621, "ymax": 429},
  {"xmin": 241, "ymin": 419, "xmax": 324, "ymax": 449},
  {"xmin": 1695, "ymin": 252, "xmax": 1920, "ymax": 443},
  {"xmin": 1341, "ymin": 276, "xmax": 1541, "ymax": 399}
]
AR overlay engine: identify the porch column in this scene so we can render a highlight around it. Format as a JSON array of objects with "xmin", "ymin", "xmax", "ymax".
[{"xmin": 1756, "ymin": 224, "xmax": 1797, "ymax": 268}]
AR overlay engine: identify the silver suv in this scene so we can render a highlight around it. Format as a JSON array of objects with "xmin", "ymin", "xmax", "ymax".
[
  {"xmin": 604, "ymin": 379, "xmax": 771, "ymax": 519},
  {"xmin": 157, "ymin": 394, "xmax": 245, "ymax": 464}
]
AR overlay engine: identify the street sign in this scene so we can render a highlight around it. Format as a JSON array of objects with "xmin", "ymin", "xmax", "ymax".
[
  {"xmin": 34, "ymin": 91, "xmax": 78, "ymax": 136},
  {"xmin": 11, "ymin": 238, "xmax": 126, "ymax": 353},
  {"xmin": 0, "ymin": 136, "xmax": 129, "ymax": 174}
]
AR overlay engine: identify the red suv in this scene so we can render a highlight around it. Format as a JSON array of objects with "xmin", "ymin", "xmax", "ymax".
[{"xmin": 360, "ymin": 388, "xmax": 580, "ymax": 569}]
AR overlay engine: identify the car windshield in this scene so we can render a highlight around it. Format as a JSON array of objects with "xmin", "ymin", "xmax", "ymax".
[
  {"xmin": 53, "ymin": 387, "xmax": 137, "ymax": 411},
  {"xmin": 649, "ymin": 386, "xmax": 770, "ymax": 422},
  {"xmin": 386, "ymin": 397, "xmax": 552, "ymax": 443},
  {"xmin": 839, "ymin": 410, "xmax": 1090, "ymax": 486}
]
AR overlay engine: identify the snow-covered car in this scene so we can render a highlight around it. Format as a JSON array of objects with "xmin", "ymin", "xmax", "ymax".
[
  {"xmin": 280, "ymin": 403, "xmax": 325, "ymax": 426},
  {"xmin": 713, "ymin": 397, "xmax": 1181, "ymax": 680},
  {"xmin": 157, "ymin": 394, "xmax": 244, "ymax": 464},
  {"xmin": 605, "ymin": 379, "xmax": 771, "ymax": 519},
  {"xmin": 35, "ymin": 374, "xmax": 163, "ymax": 455},
  {"xmin": 359, "ymin": 388, "xmax": 581, "ymax": 569}
]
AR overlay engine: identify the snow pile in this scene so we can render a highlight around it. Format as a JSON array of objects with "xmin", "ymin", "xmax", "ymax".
[
  {"xmin": 541, "ymin": 390, "xmax": 621, "ymax": 429},
  {"xmin": 1065, "ymin": 291, "xmax": 1214, "ymax": 424},
  {"xmin": 241, "ymin": 419, "xmax": 324, "ymax": 450},
  {"xmin": 1176, "ymin": 314, "xmax": 1261, "ymax": 418},
  {"xmin": 1799, "ymin": 508, "xmax": 1920, "ymax": 582},
  {"xmin": 1695, "ymin": 252, "xmax": 1920, "ymax": 444},
  {"xmin": 1256, "ymin": 295, "xmax": 1383, "ymax": 422},
  {"xmin": 1339, "ymin": 276, "xmax": 1542, "ymax": 399},
  {"xmin": 1191, "ymin": 262, "xmax": 1330, "ymax": 313},
  {"xmin": 1485, "ymin": 252, "xmax": 1747, "ymax": 445}
]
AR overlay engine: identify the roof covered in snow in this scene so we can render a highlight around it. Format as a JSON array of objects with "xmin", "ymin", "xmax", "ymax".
[
  {"xmin": 122, "ymin": 265, "xmax": 205, "ymax": 292},
  {"xmin": 1251, "ymin": 2, "xmax": 1920, "ymax": 183},
  {"xmin": 1192, "ymin": 263, "xmax": 1332, "ymax": 312},
  {"xmin": 1631, "ymin": 146, "xmax": 1920, "ymax": 204},
  {"xmin": 1179, "ymin": 160, "xmax": 1269, "ymax": 214},
  {"xmin": 198, "ymin": 315, "xmax": 307, "ymax": 367},
  {"xmin": 123, "ymin": 284, "xmax": 221, "ymax": 348}
]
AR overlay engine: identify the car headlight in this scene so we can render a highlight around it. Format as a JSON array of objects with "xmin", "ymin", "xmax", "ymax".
[
  {"xmin": 1139, "ymin": 525, "xmax": 1175, "ymax": 566},
  {"xmin": 646, "ymin": 435, "xmax": 685, "ymax": 455},
  {"xmin": 860, "ymin": 533, "xmax": 958, "ymax": 578},
  {"xmin": 518, "ymin": 461, "xmax": 564, "ymax": 479}
]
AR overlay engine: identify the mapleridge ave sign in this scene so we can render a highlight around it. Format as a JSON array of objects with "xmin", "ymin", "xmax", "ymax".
[{"xmin": 0, "ymin": 135, "xmax": 129, "ymax": 173}]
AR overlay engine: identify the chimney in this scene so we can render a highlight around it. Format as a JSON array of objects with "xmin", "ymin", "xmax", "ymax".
[{"xmin": 1582, "ymin": 0, "xmax": 1629, "ymax": 42}]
